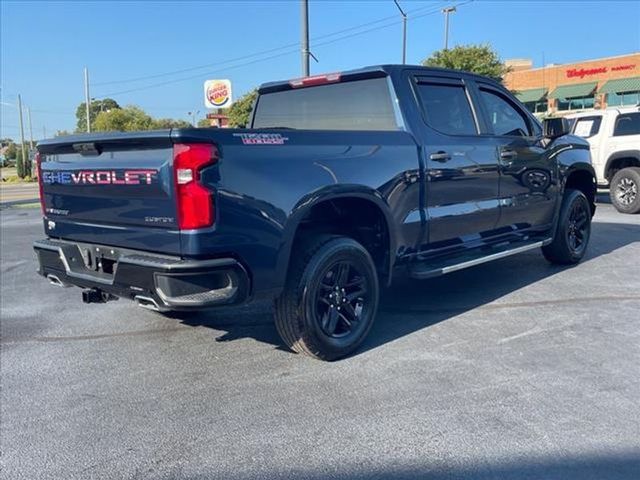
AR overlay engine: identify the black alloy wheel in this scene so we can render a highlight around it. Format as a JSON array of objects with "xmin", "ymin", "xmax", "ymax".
[
  {"xmin": 314, "ymin": 260, "xmax": 369, "ymax": 339},
  {"xmin": 542, "ymin": 189, "xmax": 592, "ymax": 265},
  {"xmin": 566, "ymin": 196, "xmax": 590, "ymax": 256},
  {"xmin": 274, "ymin": 235, "xmax": 379, "ymax": 361}
]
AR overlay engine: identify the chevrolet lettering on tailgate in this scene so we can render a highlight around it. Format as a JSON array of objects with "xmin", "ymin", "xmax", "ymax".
[{"xmin": 42, "ymin": 169, "xmax": 157, "ymax": 185}]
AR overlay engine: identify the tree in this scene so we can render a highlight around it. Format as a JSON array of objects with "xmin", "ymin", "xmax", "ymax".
[
  {"xmin": 15, "ymin": 147, "xmax": 31, "ymax": 178},
  {"xmin": 75, "ymin": 98, "xmax": 120, "ymax": 132},
  {"xmin": 422, "ymin": 44, "xmax": 509, "ymax": 83},
  {"xmin": 151, "ymin": 118, "xmax": 192, "ymax": 129},
  {"xmin": 93, "ymin": 106, "xmax": 154, "ymax": 132},
  {"xmin": 197, "ymin": 118, "xmax": 212, "ymax": 128},
  {"xmin": 227, "ymin": 90, "xmax": 258, "ymax": 127},
  {"xmin": 5, "ymin": 142, "xmax": 17, "ymax": 160}
]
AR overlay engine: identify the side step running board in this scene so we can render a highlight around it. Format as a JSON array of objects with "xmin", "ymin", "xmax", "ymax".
[{"xmin": 409, "ymin": 239, "xmax": 552, "ymax": 279}]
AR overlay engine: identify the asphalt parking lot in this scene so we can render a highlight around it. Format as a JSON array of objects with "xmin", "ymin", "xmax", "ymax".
[{"xmin": 1, "ymin": 200, "xmax": 639, "ymax": 480}]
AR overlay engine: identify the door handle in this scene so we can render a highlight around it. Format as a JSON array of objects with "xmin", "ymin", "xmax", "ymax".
[{"xmin": 430, "ymin": 151, "xmax": 451, "ymax": 162}]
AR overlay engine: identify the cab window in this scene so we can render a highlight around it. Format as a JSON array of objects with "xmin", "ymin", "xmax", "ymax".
[
  {"xmin": 479, "ymin": 88, "xmax": 531, "ymax": 137},
  {"xmin": 572, "ymin": 116, "xmax": 602, "ymax": 138},
  {"xmin": 613, "ymin": 112, "xmax": 640, "ymax": 137},
  {"xmin": 415, "ymin": 82, "xmax": 478, "ymax": 136}
]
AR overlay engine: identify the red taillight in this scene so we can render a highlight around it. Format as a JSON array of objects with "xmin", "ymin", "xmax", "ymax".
[
  {"xmin": 289, "ymin": 72, "xmax": 341, "ymax": 88},
  {"xmin": 173, "ymin": 143, "xmax": 216, "ymax": 230},
  {"xmin": 35, "ymin": 152, "xmax": 45, "ymax": 215}
]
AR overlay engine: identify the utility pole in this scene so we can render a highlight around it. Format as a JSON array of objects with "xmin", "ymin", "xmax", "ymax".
[
  {"xmin": 301, "ymin": 0, "xmax": 310, "ymax": 76},
  {"xmin": 27, "ymin": 107, "xmax": 34, "ymax": 149},
  {"xmin": 442, "ymin": 6, "xmax": 456, "ymax": 50},
  {"xmin": 17, "ymin": 94, "xmax": 27, "ymax": 178},
  {"xmin": 84, "ymin": 67, "xmax": 91, "ymax": 133},
  {"xmin": 43, "ymin": 126, "xmax": 47, "ymax": 139},
  {"xmin": 394, "ymin": 0, "xmax": 407, "ymax": 64}
]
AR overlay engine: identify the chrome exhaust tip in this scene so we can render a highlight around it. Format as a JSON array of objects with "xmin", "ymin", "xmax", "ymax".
[
  {"xmin": 134, "ymin": 295, "xmax": 162, "ymax": 312},
  {"xmin": 47, "ymin": 274, "xmax": 69, "ymax": 288}
]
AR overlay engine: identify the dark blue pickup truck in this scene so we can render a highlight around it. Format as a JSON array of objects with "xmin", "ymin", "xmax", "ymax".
[{"xmin": 34, "ymin": 65, "xmax": 596, "ymax": 360}]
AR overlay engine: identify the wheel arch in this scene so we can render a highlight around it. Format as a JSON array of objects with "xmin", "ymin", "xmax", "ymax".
[
  {"xmin": 604, "ymin": 151, "xmax": 640, "ymax": 182},
  {"xmin": 276, "ymin": 187, "xmax": 396, "ymax": 289},
  {"xmin": 563, "ymin": 163, "xmax": 597, "ymax": 216}
]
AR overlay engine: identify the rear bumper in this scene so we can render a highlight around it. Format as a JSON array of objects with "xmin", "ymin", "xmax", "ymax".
[{"xmin": 33, "ymin": 238, "xmax": 250, "ymax": 311}]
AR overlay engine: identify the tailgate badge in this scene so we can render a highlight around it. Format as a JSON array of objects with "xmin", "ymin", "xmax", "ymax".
[
  {"xmin": 47, "ymin": 220, "xmax": 56, "ymax": 230},
  {"xmin": 233, "ymin": 133, "xmax": 288, "ymax": 145}
]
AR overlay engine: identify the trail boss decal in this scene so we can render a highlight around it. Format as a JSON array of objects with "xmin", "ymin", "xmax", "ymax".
[
  {"xmin": 233, "ymin": 133, "xmax": 289, "ymax": 145},
  {"xmin": 42, "ymin": 169, "xmax": 158, "ymax": 185}
]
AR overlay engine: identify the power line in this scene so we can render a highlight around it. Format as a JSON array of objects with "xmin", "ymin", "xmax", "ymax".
[
  {"xmin": 95, "ymin": 49, "xmax": 300, "ymax": 98},
  {"xmin": 94, "ymin": 1, "xmax": 468, "ymax": 99},
  {"xmin": 91, "ymin": 2, "xmax": 449, "ymax": 88}
]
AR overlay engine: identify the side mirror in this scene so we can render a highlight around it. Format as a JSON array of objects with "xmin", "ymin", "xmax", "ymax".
[{"xmin": 543, "ymin": 117, "xmax": 571, "ymax": 139}]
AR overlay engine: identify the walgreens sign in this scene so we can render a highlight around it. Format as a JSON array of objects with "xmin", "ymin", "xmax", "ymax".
[{"xmin": 566, "ymin": 64, "xmax": 636, "ymax": 79}]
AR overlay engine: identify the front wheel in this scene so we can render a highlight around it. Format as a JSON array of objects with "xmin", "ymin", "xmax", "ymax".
[
  {"xmin": 543, "ymin": 189, "xmax": 592, "ymax": 265},
  {"xmin": 610, "ymin": 167, "xmax": 640, "ymax": 214},
  {"xmin": 274, "ymin": 235, "xmax": 379, "ymax": 361}
]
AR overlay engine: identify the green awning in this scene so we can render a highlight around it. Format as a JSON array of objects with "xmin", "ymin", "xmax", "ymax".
[
  {"xmin": 515, "ymin": 88, "xmax": 547, "ymax": 103},
  {"xmin": 548, "ymin": 82, "xmax": 598, "ymax": 99},
  {"xmin": 599, "ymin": 77, "xmax": 640, "ymax": 94}
]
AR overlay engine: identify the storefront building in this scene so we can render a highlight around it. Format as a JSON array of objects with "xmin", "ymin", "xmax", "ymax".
[{"xmin": 503, "ymin": 53, "xmax": 640, "ymax": 116}]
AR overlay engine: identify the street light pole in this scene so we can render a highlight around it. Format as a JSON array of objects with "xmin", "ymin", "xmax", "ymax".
[
  {"xmin": 442, "ymin": 6, "xmax": 456, "ymax": 50},
  {"xmin": 84, "ymin": 67, "xmax": 91, "ymax": 133},
  {"xmin": 188, "ymin": 110, "xmax": 200, "ymax": 127},
  {"xmin": 394, "ymin": 0, "xmax": 407, "ymax": 64},
  {"xmin": 301, "ymin": 0, "xmax": 310, "ymax": 76},
  {"xmin": 27, "ymin": 107, "xmax": 34, "ymax": 149}
]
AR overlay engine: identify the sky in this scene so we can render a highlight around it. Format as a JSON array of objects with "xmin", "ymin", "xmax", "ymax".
[{"xmin": 1, "ymin": 0, "xmax": 639, "ymax": 141}]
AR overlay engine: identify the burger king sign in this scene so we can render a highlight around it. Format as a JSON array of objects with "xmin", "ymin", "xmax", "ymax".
[{"xmin": 204, "ymin": 79, "xmax": 232, "ymax": 109}]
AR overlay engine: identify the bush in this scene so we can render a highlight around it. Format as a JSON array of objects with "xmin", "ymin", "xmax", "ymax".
[{"xmin": 2, "ymin": 174, "xmax": 36, "ymax": 183}]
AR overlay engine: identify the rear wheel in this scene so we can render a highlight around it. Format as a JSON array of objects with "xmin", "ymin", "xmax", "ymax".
[
  {"xmin": 610, "ymin": 167, "xmax": 640, "ymax": 214},
  {"xmin": 274, "ymin": 235, "xmax": 379, "ymax": 361},
  {"xmin": 542, "ymin": 189, "xmax": 592, "ymax": 265}
]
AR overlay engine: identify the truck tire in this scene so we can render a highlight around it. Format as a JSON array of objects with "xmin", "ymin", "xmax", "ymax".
[
  {"xmin": 274, "ymin": 235, "xmax": 379, "ymax": 361},
  {"xmin": 610, "ymin": 167, "xmax": 640, "ymax": 214},
  {"xmin": 542, "ymin": 189, "xmax": 591, "ymax": 265}
]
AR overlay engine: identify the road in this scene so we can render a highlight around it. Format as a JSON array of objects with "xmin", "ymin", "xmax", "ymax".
[
  {"xmin": 1, "ymin": 201, "xmax": 639, "ymax": 480},
  {"xmin": 0, "ymin": 182, "xmax": 39, "ymax": 205}
]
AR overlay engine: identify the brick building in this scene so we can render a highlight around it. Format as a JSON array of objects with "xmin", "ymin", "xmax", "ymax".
[{"xmin": 503, "ymin": 52, "xmax": 640, "ymax": 116}]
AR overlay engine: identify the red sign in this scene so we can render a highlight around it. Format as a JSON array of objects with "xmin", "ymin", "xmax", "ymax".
[
  {"xmin": 566, "ymin": 64, "xmax": 636, "ymax": 79},
  {"xmin": 612, "ymin": 64, "xmax": 636, "ymax": 72}
]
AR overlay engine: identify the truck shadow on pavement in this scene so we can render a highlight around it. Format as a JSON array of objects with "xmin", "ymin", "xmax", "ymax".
[
  {"xmin": 172, "ymin": 220, "xmax": 640, "ymax": 357},
  {"xmin": 185, "ymin": 451, "xmax": 640, "ymax": 480},
  {"xmin": 596, "ymin": 191, "xmax": 612, "ymax": 205}
]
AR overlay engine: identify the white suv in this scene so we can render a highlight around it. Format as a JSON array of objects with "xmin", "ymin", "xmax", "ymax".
[{"xmin": 567, "ymin": 107, "xmax": 640, "ymax": 214}]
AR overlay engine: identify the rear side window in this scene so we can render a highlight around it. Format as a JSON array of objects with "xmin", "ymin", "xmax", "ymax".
[
  {"xmin": 573, "ymin": 116, "xmax": 602, "ymax": 138},
  {"xmin": 252, "ymin": 77, "xmax": 398, "ymax": 130},
  {"xmin": 613, "ymin": 112, "xmax": 640, "ymax": 136},
  {"xmin": 479, "ymin": 88, "xmax": 531, "ymax": 137},
  {"xmin": 415, "ymin": 83, "xmax": 477, "ymax": 135}
]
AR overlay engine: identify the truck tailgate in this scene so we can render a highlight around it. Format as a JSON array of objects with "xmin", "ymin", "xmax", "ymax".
[{"xmin": 38, "ymin": 131, "xmax": 183, "ymax": 254}]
